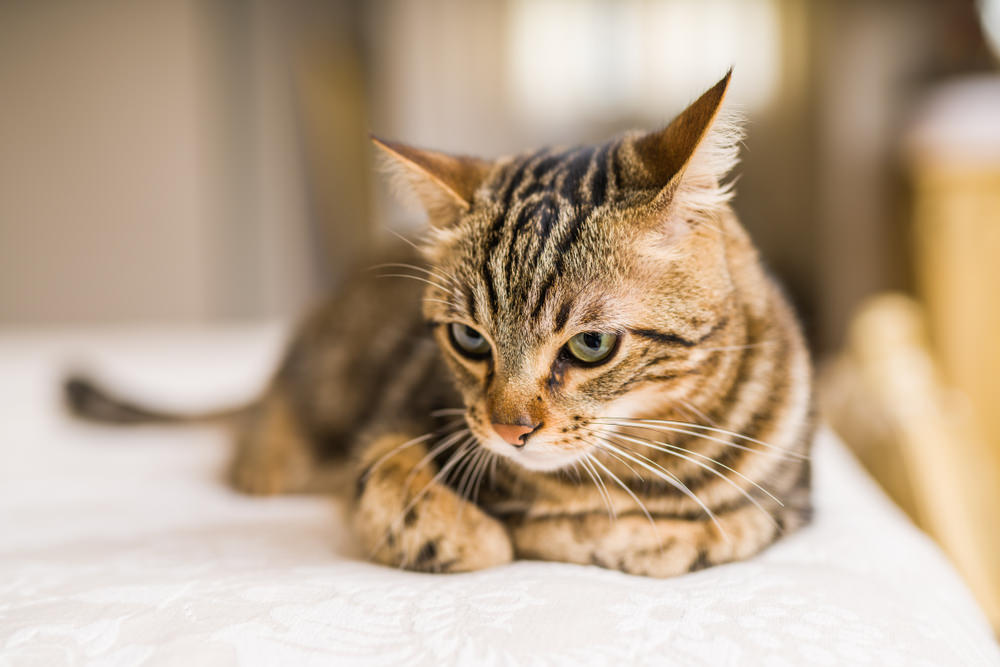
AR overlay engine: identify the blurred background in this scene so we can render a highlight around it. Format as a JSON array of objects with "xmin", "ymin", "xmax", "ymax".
[{"xmin": 2, "ymin": 0, "xmax": 999, "ymax": 630}]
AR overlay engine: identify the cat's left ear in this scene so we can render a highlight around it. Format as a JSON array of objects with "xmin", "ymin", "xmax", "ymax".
[
  {"xmin": 629, "ymin": 69, "xmax": 741, "ymax": 216},
  {"xmin": 372, "ymin": 136, "xmax": 493, "ymax": 225}
]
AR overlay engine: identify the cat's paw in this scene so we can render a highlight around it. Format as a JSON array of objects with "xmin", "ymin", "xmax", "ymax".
[{"xmin": 355, "ymin": 434, "xmax": 513, "ymax": 573}]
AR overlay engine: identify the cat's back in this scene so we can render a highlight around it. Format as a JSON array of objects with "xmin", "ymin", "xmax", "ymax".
[{"xmin": 276, "ymin": 248, "xmax": 456, "ymax": 459}]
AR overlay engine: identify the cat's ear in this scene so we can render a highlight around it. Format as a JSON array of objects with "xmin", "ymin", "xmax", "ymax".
[
  {"xmin": 372, "ymin": 136, "xmax": 493, "ymax": 224},
  {"xmin": 628, "ymin": 70, "xmax": 741, "ymax": 216}
]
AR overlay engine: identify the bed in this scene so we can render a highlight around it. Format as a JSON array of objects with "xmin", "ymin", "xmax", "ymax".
[{"xmin": 1, "ymin": 325, "xmax": 997, "ymax": 665}]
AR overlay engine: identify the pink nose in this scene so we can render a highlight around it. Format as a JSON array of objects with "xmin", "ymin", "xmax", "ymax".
[{"xmin": 492, "ymin": 422, "xmax": 540, "ymax": 447}]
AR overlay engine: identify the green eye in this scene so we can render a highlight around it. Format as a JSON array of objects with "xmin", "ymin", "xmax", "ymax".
[
  {"xmin": 448, "ymin": 323, "xmax": 491, "ymax": 358},
  {"xmin": 566, "ymin": 331, "xmax": 618, "ymax": 365}
]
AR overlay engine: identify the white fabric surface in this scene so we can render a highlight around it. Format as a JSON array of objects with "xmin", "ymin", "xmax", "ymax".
[{"xmin": 1, "ymin": 325, "xmax": 997, "ymax": 666}]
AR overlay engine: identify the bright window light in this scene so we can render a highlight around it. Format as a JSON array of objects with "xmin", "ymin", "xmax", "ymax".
[{"xmin": 507, "ymin": 0, "xmax": 781, "ymax": 124}]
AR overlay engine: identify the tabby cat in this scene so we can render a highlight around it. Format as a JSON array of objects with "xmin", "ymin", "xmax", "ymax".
[{"xmin": 66, "ymin": 72, "xmax": 814, "ymax": 576}]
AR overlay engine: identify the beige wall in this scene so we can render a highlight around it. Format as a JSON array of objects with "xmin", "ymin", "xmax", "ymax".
[{"xmin": 0, "ymin": 0, "xmax": 318, "ymax": 324}]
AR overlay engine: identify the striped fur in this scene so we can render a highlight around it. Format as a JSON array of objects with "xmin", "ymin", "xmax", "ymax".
[{"xmin": 66, "ymin": 73, "xmax": 814, "ymax": 576}]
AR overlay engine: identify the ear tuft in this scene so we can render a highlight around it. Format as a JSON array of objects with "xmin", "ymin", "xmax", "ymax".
[
  {"xmin": 372, "ymin": 135, "xmax": 493, "ymax": 225},
  {"xmin": 627, "ymin": 70, "xmax": 744, "ymax": 221},
  {"xmin": 670, "ymin": 105, "xmax": 744, "ymax": 220}
]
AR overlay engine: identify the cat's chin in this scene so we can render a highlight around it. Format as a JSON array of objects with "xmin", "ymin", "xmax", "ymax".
[{"xmin": 495, "ymin": 446, "xmax": 586, "ymax": 473}]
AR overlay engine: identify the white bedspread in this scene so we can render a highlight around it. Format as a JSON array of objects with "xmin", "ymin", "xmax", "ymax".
[{"xmin": 1, "ymin": 326, "xmax": 997, "ymax": 666}]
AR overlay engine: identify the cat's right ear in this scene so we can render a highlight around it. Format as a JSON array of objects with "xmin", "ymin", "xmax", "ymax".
[{"xmin": 371, "ymin": 136, "xmax": 493, "ymax": 225}]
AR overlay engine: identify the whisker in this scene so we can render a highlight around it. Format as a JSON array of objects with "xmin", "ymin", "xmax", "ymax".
[
  {"xmin": 457, "ymin": 447, "xmax": 486, "ymax": 504},
  {"xmin": 586, "ymin": 446, "xmax": 665, "ymax": 552},
  {"xmin": 375, "ymin": 273, "xmax": 459, "ymax": 297},
  {"xmin": 567, "ymin": 459, "xmax": 583, "ymax": 485},
  {"xmin": 384, "ymin": 226, "xmax": 421, "ymax": 251},
  {"xmin": 593, "ymin": 417, "xmax": 806, "ymax": 460},
  {"xmin": 488, "ymin": 452, "xmax": 499, "ymax": 489},
  {"xmin": 587, "ymin": 454, "xmax": 618, "ymax": 521},
  {"xmin": 372, "ymin": 262, "xmax": 458, "ymax": 290},
  {"xmin": 596, "ymin": 430, "xmax": 781, "ymax": 531},
  {"xmin": 402, "ymin": 429, "xmax": 470, "ymax": 495},
  {"xmin": 471, "ymin": 449, "xmax": 493, "ymax": 504},
  {"xmin": 446, "ymin": 439, "xmax": 480, "ymax": 496},
  {"xmin": 699, "ymin": 341, "xmax": 776, "ymax": 353},
  {"xmin": 592, "ymin": 443, "xmax": 645, "ymax": 481},
  {"xmin": 430, "ymin": 408, "xmax": 466, "ymax": 417},
  {"xmin": 579, "ymin": 455, "xmax": 615, "ymax": 520},
  {"xmin": 591, "ymin": 439, "xmax": 729, "ymax": 542},
  {"xmin": 370, "ymin": 439, "xmax": 475, "ymax": 561},
  {"xmin": 595, "ymin": 420, "xmax": 804, "ymax": 463},
  {"xmin": 587, "ymin": 427, "xmax": 782, "ymax": 507},
  {"xmin": 680, "ymin": 399, "xmax": 718, "ymax": 428},
  {"xmin": 363, "ymin": 421, "xmax": 463, "ymax": 482}
]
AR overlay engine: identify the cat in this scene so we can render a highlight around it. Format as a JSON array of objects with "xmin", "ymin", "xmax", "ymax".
[{"xmin": 65, "ymin": 71, "xmax": 814, "ymax": 576}]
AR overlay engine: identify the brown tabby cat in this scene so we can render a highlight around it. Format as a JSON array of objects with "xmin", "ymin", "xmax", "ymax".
[{"xmin": 66, "ymin": 72, "xmax": 814, "ymax": 576}]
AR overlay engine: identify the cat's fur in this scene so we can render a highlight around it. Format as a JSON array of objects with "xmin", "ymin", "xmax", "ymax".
[{"xmin": 66, "ymin": 72, "xmax": 814, "ymax": 576}]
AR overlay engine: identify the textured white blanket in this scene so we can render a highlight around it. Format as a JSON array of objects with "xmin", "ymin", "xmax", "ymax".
[{"xmin": 1, "ymin": 326, "xmax": 997, "ymax": 666}]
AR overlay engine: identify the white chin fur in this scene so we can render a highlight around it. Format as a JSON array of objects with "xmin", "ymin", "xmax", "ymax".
[{"xmin": 481, "ymin": 438, "xmax": 585, "ymax": 472}]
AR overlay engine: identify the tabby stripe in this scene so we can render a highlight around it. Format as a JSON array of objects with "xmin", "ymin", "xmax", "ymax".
[
  {"xmin": 524, "ymin": 492, "xmax": 761, "ymax": 523},
  {"xmin": 559, "ymin": 146, "xmax": 597, "ymax": 201},
  {"xmin": 608, "ymin": 338, "xmax": 758, "ymax": 496},
  {"xmin": 517, "ymin": 151, "xmax": 565, "ymax": 201},
  {"xmin": 503, "ymin": 202, "xmax": 539, "ymax": 280},
  {"xmin": 587, "ymin": 143, "xmax": 611, "ymax": 208},
  {"xmin": 531, "ymin": 203, "xmax": 588, "ymax": 320},
  {"xmin": 609, "ymin": 141, "xmax": 624, "ymax": 197},
  {"xmin": 672, "ymin": 340, "xmax": 762, "ymax": 488},
  {"xmin": 481, "ymin": 261, "xmax": 500, "ymax": 315},
  {"xmin": 629, "ymin": 317, "xmax": 729, "ymax": 348},
  {"xmin": 530, "ymin": 278, "xmax": 554, "ymax": 321},
  {"xmin": 682, "ymin": 332, "xmax": 796, "ymax": 498},
  {"xmin": 498, "ymin": 156, "xmax": 532, "ymax": 211},
  {"xmin": 492, "ymin": 150, "xmax": 565, "ymax": 311},
  {"xmin": 463, "ymin": 285, "xmax": 476, "ymax": 315},
  {"xmin": 554, "ymin": 300, "xmax": 572, "ymax": 332}
]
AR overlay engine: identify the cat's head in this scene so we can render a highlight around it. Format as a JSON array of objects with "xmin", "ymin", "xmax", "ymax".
[{"xmin": 376, "ymin": 72, "xmax": 750, "ymax": 472}]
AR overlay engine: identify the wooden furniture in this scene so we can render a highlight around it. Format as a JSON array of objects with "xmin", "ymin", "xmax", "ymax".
[{"xmin": 823, "ymin": 76, "xmax": 1000, "ymax": 632}]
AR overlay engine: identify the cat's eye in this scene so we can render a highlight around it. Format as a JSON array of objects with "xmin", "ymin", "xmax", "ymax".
[
  {"xmin": 565, "ymin": 332, "xmax": 619, "ymax": 365},
  {"xmin": 448, "ymin": 323, "xmax": 491, "ymax": 359}
]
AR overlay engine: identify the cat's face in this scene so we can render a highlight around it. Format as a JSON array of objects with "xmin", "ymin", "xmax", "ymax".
[
  {"xmin": 378, "ymin": 72, "xmax": 742, "ymax": 472},
  {"xmin": 423, "ymin": 151, "xmax": 737, "ymax": 471}
]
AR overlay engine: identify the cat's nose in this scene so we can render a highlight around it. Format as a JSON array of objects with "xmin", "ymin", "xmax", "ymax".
[{"xmin": 491, "ymin": 421, "xmax": 541, "ymax": 447}]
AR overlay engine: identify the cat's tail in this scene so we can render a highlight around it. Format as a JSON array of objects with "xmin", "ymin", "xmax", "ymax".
[{"xmin": 63, "ymin": 374, "xmax": 253, "ymax": 426}]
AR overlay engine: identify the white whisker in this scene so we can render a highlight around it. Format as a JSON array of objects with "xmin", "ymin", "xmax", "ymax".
[
  {"xmin": 680, "ymin": 399, "xmax": 717, "ymax": 428},
  {"xmin": 402, "ymin": 429, "xmax": 470, "ymax": 495},
  {"xmin": 583, "ymin": 441, "xmax": 664, "ymax": 550},
  {"xmin": 372, "ymin": 262, "xmax": 459, "ymax": 290},
  {"xmin": 593, "ymin": 417, "xmax": 806, "ymax": 460},
  {"xmin": 363, "ymin": 421, "xmax": 463, "ymax": 482},
  {"xmin": 699, "ymin": 341, "xmax": 776, "ymax": 353},
  {"xmin": 592, "ymin": 439, "xmax": 729, "ymax": 543},
  {"xmin": 596, "ymin": 420, "xmax": 804, "ymax": 463},
  {"xmin": 376, "ymin": 273, "xmax": 459, "ymax": 298},
  {"xmin": 471, "ymin": 449, "xmax": 493, "ymax": 504},
  {"xmin": 370, "ymin": 439, "xmax": 475, "ymax": 561},
  {"xmin": 384, "ymin": 226, "xmax": 421, "ymax": 251},
  {"xmin": 579, "ymin": 455, "xmax": 615, "ymax": 520},
  {"xmin": 596, "ymin": 429, "xmax": 781, "ymax": 531}
]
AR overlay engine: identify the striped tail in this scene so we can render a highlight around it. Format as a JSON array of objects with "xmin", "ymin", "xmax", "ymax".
[{"xmin": 63, "ymin": 375, "xmax": 250, "ymax": 425}]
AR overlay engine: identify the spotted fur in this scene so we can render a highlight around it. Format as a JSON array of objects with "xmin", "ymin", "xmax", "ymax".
[{"xmin": 65, "ymin": 72, "xmax": 814, "ymax": 576}]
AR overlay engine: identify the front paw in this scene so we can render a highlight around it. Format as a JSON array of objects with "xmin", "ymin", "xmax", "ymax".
[{"xmin": 355, "ymin": 435, "xmax": 513, "ymax": 573}]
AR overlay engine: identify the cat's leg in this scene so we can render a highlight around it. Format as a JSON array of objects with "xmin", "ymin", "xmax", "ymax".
[
  {"xmin": 354, "ymin": 433, "xmax": 514, "ymax": 573},
  {"xmin": 510, "ymin": 502, "xmax": 808, "ymax": 577},
  {"xmin": 228, "ymin": 387, "xmax": 317, "ymax": 495}
]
